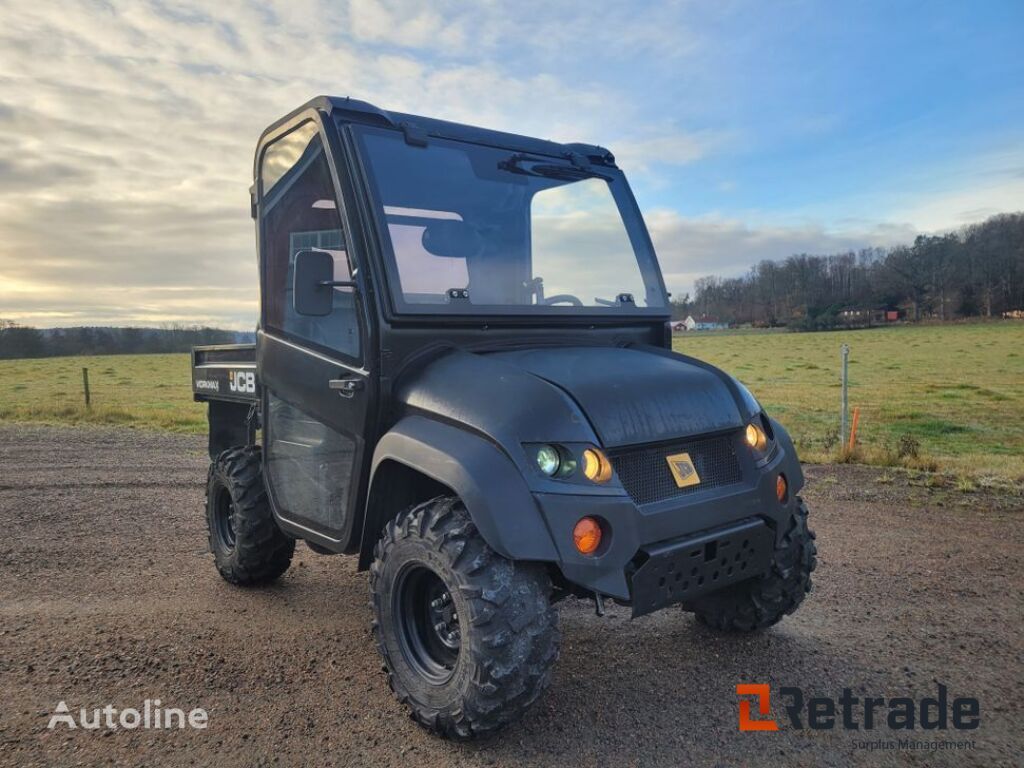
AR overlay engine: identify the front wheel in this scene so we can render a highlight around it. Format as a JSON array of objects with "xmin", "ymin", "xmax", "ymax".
[
  {"xmin": 370, "ymin": 497, "xmax": 559, "ymax": 740},
  {"xmin": 685, "ymin": 499, "xmax": 817, "ymax": 632}
]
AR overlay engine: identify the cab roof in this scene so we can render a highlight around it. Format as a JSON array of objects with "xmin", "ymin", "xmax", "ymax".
[{"xmin": 261, "ymin": 95, "xmax": 617, "ymax": 167}]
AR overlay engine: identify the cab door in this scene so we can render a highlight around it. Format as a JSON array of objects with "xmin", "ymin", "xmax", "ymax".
[{"xmin": 256, "ymin": 117, "xmax": 374, "ymax": 552}]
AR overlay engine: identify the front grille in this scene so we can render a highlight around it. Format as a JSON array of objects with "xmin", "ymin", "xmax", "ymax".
[{"xmin": 610, "ymin": 432, "xmax": 742, "ymax": 506}]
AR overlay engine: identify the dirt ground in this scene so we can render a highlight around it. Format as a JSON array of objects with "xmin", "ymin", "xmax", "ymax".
[{"xmin": 0, "ymin": 425, "xmax": 1020, "ymax": 767}]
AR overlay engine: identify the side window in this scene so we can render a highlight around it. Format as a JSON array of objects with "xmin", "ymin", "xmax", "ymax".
[
  {"xmin": 260, "ymin": 122, "xmax": 360, "ymax": 359},
  {"xmin": 265, "ymin": 393, "xmax": 355, "ymax": 530}
]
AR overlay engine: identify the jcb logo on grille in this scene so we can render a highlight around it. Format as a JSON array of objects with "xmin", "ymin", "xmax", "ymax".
[{"xmin": 666, "ymin": 452, "xmax": 701, "ymax": 488}]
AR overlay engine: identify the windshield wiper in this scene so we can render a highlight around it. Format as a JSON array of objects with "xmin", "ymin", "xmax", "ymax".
[
  {"xmin": 498, "ymin": 153, "xmax": 611, "ymax": 181},
  {"xmin": 594, "ymin": 293, "xmax": 636, "ymax": 307}
]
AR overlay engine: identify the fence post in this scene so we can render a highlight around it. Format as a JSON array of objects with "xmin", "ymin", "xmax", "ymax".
[
  {"xmin": 840, "ymin": 344, "xmax": 849, "ymax": 446},
  {"xmin": 82, "ymin": 367, "xmax": 91, "ymax": 409}
]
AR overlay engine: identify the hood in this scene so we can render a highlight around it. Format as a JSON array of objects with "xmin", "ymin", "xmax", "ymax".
[{"xmin": 488, "ymin": 346, "xmax": 746, "ymax": 448}]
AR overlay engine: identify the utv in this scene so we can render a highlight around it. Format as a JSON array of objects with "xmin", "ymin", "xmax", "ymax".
[{"xmin": 192, "ymin": 96, "xmax": 817, "ymax": 740}]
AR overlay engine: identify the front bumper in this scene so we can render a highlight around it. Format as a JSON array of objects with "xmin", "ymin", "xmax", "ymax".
[{"xmin": 628, "ymin": 517, "xmax": 773, "ymax": 617}]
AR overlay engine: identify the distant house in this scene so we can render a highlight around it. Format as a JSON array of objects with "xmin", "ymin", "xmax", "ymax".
[
  {"xmin": 670, "ymin": 321, "xmax": 688, "ymax": 333},
  {"xmin": 838, "ymin": 306, "xmax": 900, "ymax": 325},
  {"xmin": 1003, "ymin": 309, "xmax": 1024, "ymax": 320},
  {"xmin": 682, "ymin": 315, "xmax": 729, "ymax": 331}
]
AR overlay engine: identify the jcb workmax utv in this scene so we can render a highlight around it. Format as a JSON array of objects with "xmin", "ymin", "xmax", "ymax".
[{"xmin": 192, "ymin": 96, "xmax": 817, "ymax": 740}]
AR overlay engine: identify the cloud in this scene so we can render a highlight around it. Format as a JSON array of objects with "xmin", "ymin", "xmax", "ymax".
[
  {"xmin": 343, "ymin": 0, "xmax": 700, "ymax": 63},
  {"xmin": 346, "ymin": 1, "xmax": 470, "ymax": 52},
  {"xmin": 0, "ymin": 1, "xmax": 1017, "ymax": 328},
  {"xmin": 887, "ymin": 176, "xmax": 1024, "ymax": 233},
  {"xmin": 646, "ymin": 210, "xmax": 917, "ymax": 298},
  {"xmin": 0, "ymin": 0, "xmax": 714, "ymax": 327},
  {"xmin": 612, "ymin": 130, "xmax": 722, "ymax": 173}
]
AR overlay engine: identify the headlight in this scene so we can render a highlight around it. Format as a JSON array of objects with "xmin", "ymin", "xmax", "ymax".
[
  {"xmin": 744, "ymin": 415, "xmax": 775, "ymax": 462},
  {"xmin": 535, "ymin": 444, "xmax": 561, "ymax": 476},
  {"xmin": 745, "ymin": 422, "xmax": 768, "ymax": 452},
  {"xmin": 525, "ymin": 443, "xmax": 603, "ymax": 483}
]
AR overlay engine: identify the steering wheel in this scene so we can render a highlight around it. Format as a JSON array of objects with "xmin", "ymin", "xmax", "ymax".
[{"xmin": 542, "ymin": 294, "xmax": 584, "ymax": 306}]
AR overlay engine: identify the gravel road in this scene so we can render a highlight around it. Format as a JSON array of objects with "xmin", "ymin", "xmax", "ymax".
[{"xmin": 0, "ymin": 425, "xmax": 1020, "ymax": 767}]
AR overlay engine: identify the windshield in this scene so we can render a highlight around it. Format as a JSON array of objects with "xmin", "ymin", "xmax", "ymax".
[{"xmin": 353, "ymin": 126, "xmax": 667, "ymax": 314}]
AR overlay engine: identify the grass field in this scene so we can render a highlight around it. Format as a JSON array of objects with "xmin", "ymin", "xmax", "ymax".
[
  {"xmin": 0, "ymin": 353, "xmax": 205, "ymax": 433},
  {"xmin": 675, "ymin": 322, "xmax": 1024, "ymax": 483},
  {"xmin": 0, "ymin": 323, "xmax": 1021, "ymax": 482}
]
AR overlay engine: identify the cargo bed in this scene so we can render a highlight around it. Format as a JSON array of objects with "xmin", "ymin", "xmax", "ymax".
[{"xmin": 191, "ymin": 343, "xmax": 258, "ymax": 404}]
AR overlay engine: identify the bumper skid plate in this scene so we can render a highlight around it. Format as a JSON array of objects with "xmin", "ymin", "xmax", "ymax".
[{"xmin": 629, "ymin": 517, "xmax": 774, "ymax": 618}]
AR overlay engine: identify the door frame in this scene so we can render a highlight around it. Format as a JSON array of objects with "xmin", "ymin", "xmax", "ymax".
[
  {"xmin": 254, "ymin": 109, "xmax": 380, "ymax": 553},
  {"xmin": 259, "ymin": 335, "xmax": 370, "ymax": 550}
]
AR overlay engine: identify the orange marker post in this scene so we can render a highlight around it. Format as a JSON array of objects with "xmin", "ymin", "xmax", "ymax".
[{"xmin": 848, "ymin": 407, "xmax": 860, "ymax": 452}]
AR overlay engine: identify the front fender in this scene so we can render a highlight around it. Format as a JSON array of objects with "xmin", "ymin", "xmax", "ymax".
[
  {"xmin": 364, "ymin": 415, "xmax": 559, "ymax": 563},
  {"xmin": 768, "ymin": 416, "xmax": 805, "ymax": 493}
]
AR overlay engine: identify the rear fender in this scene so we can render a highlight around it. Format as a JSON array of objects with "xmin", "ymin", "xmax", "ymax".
[{"xmin": 358, "ymin": 416, "xmax": 559, "ymax": 569}]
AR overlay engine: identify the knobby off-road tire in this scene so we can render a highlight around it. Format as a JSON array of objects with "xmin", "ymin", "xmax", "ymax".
[
  {"xmin": 686, "ymin": 499, "xmax": 817, "ymax": 632},
  {"xmin": 370, "ymin": 496, "xmax": 559, "ymax": 741},
  {"xmin": 205, "ymin": 446, "xmax": 295, "ymax": 586}
]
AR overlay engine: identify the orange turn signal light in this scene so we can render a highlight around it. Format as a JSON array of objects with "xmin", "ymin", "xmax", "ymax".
[
  {"xmin": 573, "ymin": 517, "xmax": 603, "ymax": 555},
  {"xmin": 776, "ymin": 473, "xmax": 788, "ymax": 503},
  {"xmin": 581, "ymin": 448, "xmax": 612, "ymax": 484}
]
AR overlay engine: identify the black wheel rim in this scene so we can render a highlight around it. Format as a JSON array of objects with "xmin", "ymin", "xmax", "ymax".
[
  {"xmin": 213, "ymin": 486, "xmax": 237, "ymax": 553},
  {"xmin": 393, "ymin": 564, "xmax": 460, "ymax": 684}
]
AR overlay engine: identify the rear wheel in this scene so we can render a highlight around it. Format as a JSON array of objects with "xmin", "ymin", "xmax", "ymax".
[
  {"xmin": 685, "ymin": 499, "xmax": 817, "ymax": 632},
  {"xmin": 205, "ymin": 446, "xmax": 295, "ymax": 586},
  {"xmin": 370, "ymin": 496, "xmax": 559, "ymax": 740}
]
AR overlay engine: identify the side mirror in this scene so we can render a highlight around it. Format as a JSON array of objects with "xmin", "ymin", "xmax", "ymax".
[{"xmin": 293, "ymin": 250, "xmax": 355, "ymax": 316}]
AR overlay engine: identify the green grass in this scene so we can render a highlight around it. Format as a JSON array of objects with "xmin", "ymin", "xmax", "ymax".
[
  {"xmin": 0, "ymin": 323, "xmax": 1022, "ymax": 481},
  {"xmin": 0, "ymin": 354, "xmax": 205, "ymax": 433},
  {"xmin": 674, "ymin": 322, "xmax": 1024, "ymax": 482}
]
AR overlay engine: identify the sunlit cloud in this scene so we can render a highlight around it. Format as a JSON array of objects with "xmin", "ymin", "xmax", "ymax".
[
  {"xmin": 0, "ymin": 0, "xmax": 712, "ymax": 327},
  {"xmin": 0, "ymin": 0, "xmax": 1020, "ymax": 327},
  {"xmin": 647, "ymin": 210, "xmax": 917, "ymax": 298}
]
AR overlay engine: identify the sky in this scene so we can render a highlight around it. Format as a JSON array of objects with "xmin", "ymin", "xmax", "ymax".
[{"xmin": 1, "ymin": 0, "xmax": 1022, "ymax": 328}]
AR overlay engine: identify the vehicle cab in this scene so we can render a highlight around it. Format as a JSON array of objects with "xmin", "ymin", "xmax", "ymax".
[{"xmin": 251, "ymin": 97, "xmax": 674, "ymax": 558}]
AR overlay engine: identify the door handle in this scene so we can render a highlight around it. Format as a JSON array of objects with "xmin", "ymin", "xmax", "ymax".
[{"xmin": 329, "ymin": 378, "xmax": 364, "ymax": 397}]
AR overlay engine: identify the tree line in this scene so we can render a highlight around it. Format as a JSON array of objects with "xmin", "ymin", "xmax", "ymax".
[
  {"xmin": 673, "ymin": 211, "xmax": 1024, "ymax": 330},
  {"xmin": 0, "ymin": 322, "xmax": 254, "ymax": 360}
]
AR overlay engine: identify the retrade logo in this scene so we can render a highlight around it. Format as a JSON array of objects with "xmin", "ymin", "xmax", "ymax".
[
  {"xmin": 737, "ymin": 684, "xmax": 779, "ymax": 731},
  {"xmin": 736, "ymin": 683, "xmax": 980, "ymax": 732}
]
